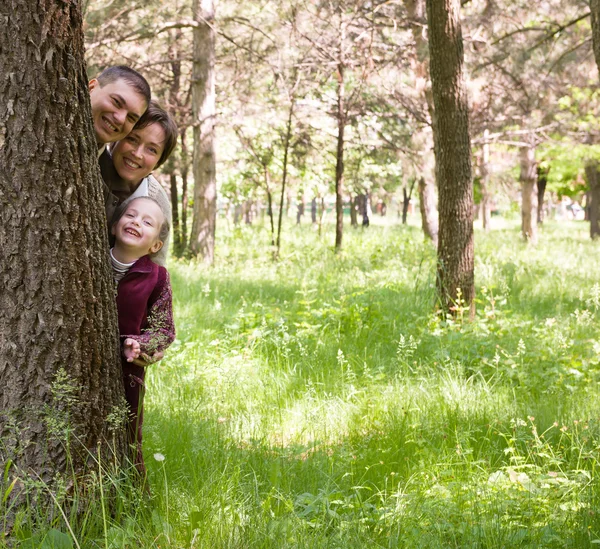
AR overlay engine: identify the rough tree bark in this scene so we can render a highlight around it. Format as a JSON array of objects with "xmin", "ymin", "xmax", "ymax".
[
  {"xmin": 586, "ymin": 161, "xmax": 600, "ymax": 239},
  {"xmin": 426, "ymin": 0, "xmax": 474, "ymax": 317},
  {"xmin": 190, "ymin": 0, "xmax": 217, "ymax": 264},
  {"xmin": 0, "ymin": 0, "xmax": 123, "ymax": 491},
  {"xmin": 520, "ymin": 145, "xmax": 538, "ymax": 244}
]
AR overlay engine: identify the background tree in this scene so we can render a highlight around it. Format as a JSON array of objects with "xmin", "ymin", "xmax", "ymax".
[
  {"xmin": 426, "ymin": 0, "xmax": 475, "ymax": 317},
  {"xmin": 190, "ymin": 0, "xmax": 217, "ymax": 264},
  {"xmin": 591, "ymin": 0, "xmax": 600, "ymax": 74},
  {"xmin": 0, "ymin": 0, "xmax": 123, "ymax": 492}
]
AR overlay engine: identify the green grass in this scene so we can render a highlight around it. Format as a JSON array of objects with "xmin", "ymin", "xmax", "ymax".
[{"xmin": 8, "ymin": 216, "xmax": 600, "ymax": 547}]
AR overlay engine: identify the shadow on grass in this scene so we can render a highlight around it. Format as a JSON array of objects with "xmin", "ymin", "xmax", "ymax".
[{"xmin": 142, "ymin": 401, "xmax": 600, "ymax": 549}]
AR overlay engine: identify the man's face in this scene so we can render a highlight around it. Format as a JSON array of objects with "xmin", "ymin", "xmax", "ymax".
[{"xmin": 89, "ymin": 78, "xmax": 147, "ymax": 145}]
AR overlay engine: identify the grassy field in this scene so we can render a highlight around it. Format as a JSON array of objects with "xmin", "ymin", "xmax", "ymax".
[{"xmin": 9, "ymin": 217, "xmax": 600, "ymax": 548}]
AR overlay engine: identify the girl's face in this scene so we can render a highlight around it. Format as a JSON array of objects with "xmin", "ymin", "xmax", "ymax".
[
  {"xmin": 112, "ymin": 198, "xmax": 164, "ymax": 257},
  {"xmin": 112, "ymin": 123, "xmax": 166, "ymax": 187}
]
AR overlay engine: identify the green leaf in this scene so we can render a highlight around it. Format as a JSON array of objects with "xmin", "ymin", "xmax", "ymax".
[{"xmin": 40, "ymin": 529, "xmax": 74, "ymax": 549}]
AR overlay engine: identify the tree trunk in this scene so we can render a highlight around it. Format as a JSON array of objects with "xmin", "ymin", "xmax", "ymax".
[
  {"xmin": 361, "ymin": 193, "xmax": 370, "ymax": 227},
  {"xmin": 520, "ymin": 145, "xmax": 538, "ymax": 244},
  {"xmin": 180, "ymin": 130, "xmax": 190, "ymax": 253},
  {"xmin": 418, "ymin": 177, "xmax": 439, "ymax": 245},
  {"xmin": 167, "ymin": 32, "xmax": 181, "ymax": 256},
  {"xmin": 591, "ymin": 0, "xmax": 600, "ymax": 76},
  {"xmin": 480, "ymin": 129, "xmax": 492, "ymax": 231},
  {"xmin": 408, "ymin": 0, "xmax": 441, "ymax": 244},
  {"xmin": 311, "ymin": 198, "xmax": 317, "ymax": 224},
  {"xmin": 586, "ymin": 161, "xmax": 600, "ymax": 239},
  {"xmin": 234, "ymin": 203, "xmax": 242, "ymax": 226},
  {"xmin": 0, "ymin": 0, "xmax": 123, "ymax": 494},
  {"xmin": 334, "ymin": 16, "xmax": 346, "ymax": 251},
  {"xmin": 426, "ymin": 0, "xmax": 474, "ymax": 318},
  {"xmin": 402, "ymin": 187, "xmax": 410, "ymax": 224},
  {"xmin": 264, "ymin": 166, "xmax": 275, "ymax": 247},
  {"xmin": 536, "ymin": 166, "xmax": 548, "ymax": 225},
  {"xmin": 169, "ymin": 172, "xmax": 181, "ymax": 253},
  {"xmin": 244, "ymin": 200, "xmax": 253, "ymax": 225},
  {"xmin": 190, "ymin": 0, "xmax": 217, "ymax": 264},
  {"xmin": 275, "ymin": 101, "xmax": 295, "ymax": 258},
  {"xmin": 350, "ymin": 195, "xmax": 358, "ymax": 227},
  {"xmin": 318, "ymin": 197, "xmax": 326, "ymax": 236},
  {"xmin": 296, "ymin": 199, "xmax": 304, "ymax": 225}
]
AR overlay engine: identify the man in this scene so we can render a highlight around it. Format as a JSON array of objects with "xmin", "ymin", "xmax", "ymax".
[{"xmin": 89, "ymin": 66, "xmax": 151, "ymax": 154}]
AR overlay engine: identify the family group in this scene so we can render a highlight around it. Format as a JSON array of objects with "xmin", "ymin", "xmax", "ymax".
[{"xmin": 89, "ymin": 65, "xmax": 178, "ymax": 475}]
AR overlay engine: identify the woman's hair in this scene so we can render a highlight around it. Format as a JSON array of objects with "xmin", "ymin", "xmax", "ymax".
[{"xmin": 131, "ymin": 100, "xmax": 178, "ymax": 168}]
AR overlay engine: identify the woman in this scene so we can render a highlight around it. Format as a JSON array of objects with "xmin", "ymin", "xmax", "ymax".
[{"xmin": 100, "ymin": 100, "xmax": 178, "ymax": 266}]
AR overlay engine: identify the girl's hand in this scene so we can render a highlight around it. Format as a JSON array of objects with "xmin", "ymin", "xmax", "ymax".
[{"xmin": 123, "ymin": 338, "xmax": 141, "ymax": 362}]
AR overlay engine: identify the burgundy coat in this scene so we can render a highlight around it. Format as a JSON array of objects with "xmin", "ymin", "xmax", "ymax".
[{"xmin": 116, "ymin": 254, "xmax": 175, "ymax": 473}]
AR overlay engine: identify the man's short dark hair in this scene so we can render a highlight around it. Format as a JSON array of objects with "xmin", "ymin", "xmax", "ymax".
[
  {"xmin": 133, "ymin": 101, "xmax": 178, "ymax": 168},
  {"xmin": 97, "ymin": 65, "xmax": 151, "ymax": 106}
]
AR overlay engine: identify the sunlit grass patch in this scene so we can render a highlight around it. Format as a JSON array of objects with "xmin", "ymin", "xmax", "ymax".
[{"xmin": 10, "ymin": 219, "xmax": 600, "ymax": 548}]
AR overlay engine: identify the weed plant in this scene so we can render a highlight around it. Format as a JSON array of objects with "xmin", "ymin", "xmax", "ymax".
[{"xmin": 6, "ymin": 217, "xmax": 600, "ymax": 548}]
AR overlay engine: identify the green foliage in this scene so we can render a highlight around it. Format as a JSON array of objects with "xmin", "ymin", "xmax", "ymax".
[
  {"xmin": 10, "ymin": 219, "xmax": 600, "ymax": 547},
  {"xmin": 538, "ymin": 142, "xmax": 600, "ymax": 197}
]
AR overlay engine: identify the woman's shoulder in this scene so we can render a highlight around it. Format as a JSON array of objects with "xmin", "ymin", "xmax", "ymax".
[{"xmin": 144, "ymin": 176, "xmax": 172, "ymax": 217}]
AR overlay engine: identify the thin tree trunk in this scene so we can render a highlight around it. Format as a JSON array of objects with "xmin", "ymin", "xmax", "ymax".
[
  {"xmin": 402, "ymin": 187, "xmax": 410, "ymax": 224},
  {"xmin": 418, "ymin": 177, "xmax": 439, "ymax": 245},
  {"xmin": 586, "ymin": 161, "xmax": 600, "ymax": 239},
  {"xmin": 537, "ymin": 166, "xmax": 548, "ymax": 225},
  {"xmin": 264, "ymin": 166, "xmax": 275, "ymax": 247},
  {"xmin": 168, "ymin": 31, "xmax": 184, "ymax": 257},
  {"xmin": 296, "ymin": 199, "xmax": 304, "ymax": 225},
  {"xmin": 426, "ymin": 0, "xmax": 474, "ymax": 318},
  {"xmin": 0, "ymin": 0, "xmax": 123, "ymax": 496},
  {"xmin": 480, "ymin": 129, "xmax": 492, "ymax": 231},
  {"xmin": 408, "ymin": 0, "xmax": 441, "ymax": 244},
  {"xmin": 276, "ymin": 101, "xmax": 295, "ymax": 258},
  {"xmin": 520, "ymin": 145, "xmax": 538, "ymax": 244},
  {"xmin": 591, "ymin": 0, "xmax": 600, "ymax": 76},
  {"xmin": 334, "ymin": 15, "xmax": 346, "ymax": 251},
  {"xmin": 190, "ymin": 0, "xmax": 217, "ymax": 264},
  {"xmin": 402, "ymin": 178, "xmax": 418, "ymax": 225},
  {"xmin": 244, "ymin": 200, "xmax": 253, "ymax": 225},
  {"xmin": 170, "ymin": 172, "xmax": 182, "ymax": 254},
  {"xmin": 350, "ymin": 195, "xmax": 358, "ymax": 227},
  {"xmin": 361, "ymin": 193, "xmax": 370, "ymax": 226},
  {"xmin": 311, "ymin": 198, "xmax": 317, "ymax": 224},
  {"xmin": 180, "ymin": 130, "xmax": 190, "ymax": 252},
  {"xmin": 318, "ymin": 197, "xmax": 326, "ymax": 236}
]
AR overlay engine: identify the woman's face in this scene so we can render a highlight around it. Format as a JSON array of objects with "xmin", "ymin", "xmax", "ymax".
[{"xmin": 112, "ymin": 123, "xmax": 166, "ymax": 188}]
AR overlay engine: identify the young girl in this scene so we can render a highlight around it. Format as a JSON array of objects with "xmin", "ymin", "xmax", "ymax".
[{"xmin": 110, "ymin": 195, "xmax": 175, "ymax": 474}]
